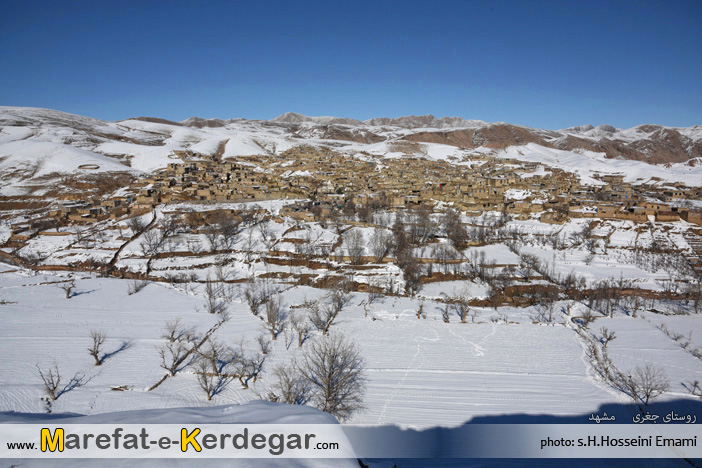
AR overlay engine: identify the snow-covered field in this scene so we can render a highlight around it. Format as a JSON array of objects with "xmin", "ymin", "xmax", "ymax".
[{"xmin": 2, "ymin": 259, "xmax": 700, "ymax": 432}]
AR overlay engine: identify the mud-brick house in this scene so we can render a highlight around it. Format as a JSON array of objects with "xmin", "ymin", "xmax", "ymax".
[
  {"xmin": 309, "ymin": 201, "xmax": 333, "ymax": 219},
  {"xmin": 614, "ymin": 209, "xmax": 648, "ymax": 223},
  {"xmin": 637, "ymin": 202, "xmax": 670, "ymax": 215},
  {"xmin": 136, "ymin": 188, "xmax": 162, "ymax": 206},
  {"xmin": 194, "ymin": 188, "xmax": 214, "ymax": 201},
  {"xmin": 390, "ymin": 196, "xmax": 406, "ymax": 209},
  {"xmin": 68, "ymin": 206, "xmax": 108, "ymax": 222},
  {"xmin": 504, "ymin": 200, "xmax": 525, "ymax": 215},
  {"xmin": 595, "ymin": 205, "xmax": 617, "ymax": 219},
  {"xmin": 281, "ymin": 202, "xmax": 315, "ymax": 222},
  {"xmin": 680, "ymin": 210, "xmax": 702, "ymax": 226},
  {"xmin": 103, "ymin": 196, "xmax": 129, "ymax": 209},
  {"xmin": 569, "ymin": 205, "xmax": 597, "ymax": 218},
  {"xmin": 655, "ymin": 211, "xmax": 681, "ymax": 222},
  {"xmin": 109, "ymin": 207, "xmax": 129, "ymax": 220}
]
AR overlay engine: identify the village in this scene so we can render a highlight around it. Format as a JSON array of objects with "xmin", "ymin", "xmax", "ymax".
[
  {"xmin": 3, "ymin": 142, "xmax": 702, "ymax": 433},
  {"xmin": 6, "ymin": 144, "xmax": 702, "ymax": 244}
]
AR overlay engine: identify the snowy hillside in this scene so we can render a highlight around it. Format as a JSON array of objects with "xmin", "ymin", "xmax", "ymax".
[
  {"xmin": 497, "ymin": 143, "xmax": 702, "ymax": 187},
  {"xmin": 1, "ymin": 107, "xmax": 701, "ymax": 197}
]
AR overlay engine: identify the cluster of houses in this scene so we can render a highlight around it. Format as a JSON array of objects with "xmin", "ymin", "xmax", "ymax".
[{"xmin": 6, "ymin": 146, "xmax": 702, "ymax": 244}]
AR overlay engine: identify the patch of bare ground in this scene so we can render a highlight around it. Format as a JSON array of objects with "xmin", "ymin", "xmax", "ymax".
[{"xmin": 37, "ymin": 171, "xmax": 136, "ymax": 198}]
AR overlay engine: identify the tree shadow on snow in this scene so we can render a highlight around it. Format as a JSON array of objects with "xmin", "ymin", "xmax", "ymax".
[{"xmin": 99, "ymin": 340, "xmax": 133, "ymax": 364}]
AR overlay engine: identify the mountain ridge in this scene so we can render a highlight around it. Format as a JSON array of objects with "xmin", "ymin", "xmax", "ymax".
[{"xmin": 1, "ymin": 106, "xmax": 701, "ymax": 186}]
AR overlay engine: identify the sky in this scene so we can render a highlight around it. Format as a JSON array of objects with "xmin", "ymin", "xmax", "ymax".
[{"xmin": 1, "ymin": 0, "xmax": 700, "ymax": 129}]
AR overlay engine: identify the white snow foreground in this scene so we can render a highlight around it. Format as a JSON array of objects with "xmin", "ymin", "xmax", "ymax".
[{"xmin": 0, "ymin": 264, "xmax": 631, "ymax": 428}]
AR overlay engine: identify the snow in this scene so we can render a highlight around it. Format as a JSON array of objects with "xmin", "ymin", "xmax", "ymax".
[
  {"xmin": 598, "ymin": 315, "xmax": 702, "ymax": 399},
  {"xmin": 497, "ymin": 143, "xmax": 702, "ymax": 187},
  {"xmin": 504, "ymin": 189, "xmax": 533, "ymax": 200},
  {"xmin": 2, "ymin": 107, "xmax": 701, "ymax": 201},
  {"xmin": 2, "ymin": 106, "xmax": 702, "ymax": 465},
  {"xmin": 348, "ymin": 317, "xmax": 616, "ymax": 427},
  {"xmin": 0, "ymin": 264, "xmax": 643, "ymax": 430},
  {"xmin": 0, "ymin": 141, "xmax": 136, "ymax": 177}
]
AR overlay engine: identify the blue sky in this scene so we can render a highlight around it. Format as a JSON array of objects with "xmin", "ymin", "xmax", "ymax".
[{"xmin": 1, "ymin": 0, "xmax": 700, "ymax": 129}]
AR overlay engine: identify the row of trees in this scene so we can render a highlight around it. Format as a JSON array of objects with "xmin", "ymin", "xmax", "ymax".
[{"xmin": 587, "ymin": 330, "xmax": 670, "ymax": 406}]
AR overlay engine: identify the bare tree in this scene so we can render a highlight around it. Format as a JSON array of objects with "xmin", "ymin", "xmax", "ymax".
[
  {"xmin": 370, "ymin": 228, "xmax": 393, "ymax": 262},
  {"xmin": 157, "ymin": 340, "xmax": 191, "ymax": 377},
  {"xmin": 126, "ymin": 216, "xmax": 146, "ymax": 235},
  {"xmin": 453, "ymin": 295, "xmax": 472, "ymax": 323},
  {"xmin": 203, "ymin": 224, "xmax": 221, "ymax": 252},
  {"xmin": 230, "ymin": 342, "xmax": 265, "ymax": 389},
  {"xmin": 197, "ymin": 338, "xmax": 229, "ymax": 375},
  {"xmin": 309, "ymin": 302, "xmax": 340, "ymax": 336},
  {"xmin": 194, "ymin": 358, "xmax": 233, "ymax": 401},
  {"xmin": 531, "ymin": 295, "xmax": 557, "ymax": 324},
  {"xmin": 408, "ymin": 205, "xmax": 437, "ymax": 245},
  {"xmin": 59, "ymin": 280, "xmax": 76, "ymax": 299},
  {"xmin": 261, "ymin": 232, "xmax": 278, "ymax": 254},
  {"xmin": 579, "ymin": 307, "xmax": 596, "ymax": 329},
  {"xmin": 214, "ymin": 211, "xmax": 241, "ymax": 250},
  {"xmin": 397, "ymin": 250, "xmax": 423, "ymax": 296},
  {"xmin": 686, "ymin": 282, "xmax": 702, "ymax": 314},
  {"xmin": 186, "ymin": 236, "xmax": 203, "ymax": 254},
  {"xmin": 162, "ymin": 318, "xmax": 186, "ymax": 343},
  {"xmin": 243, "ymin": 278, "xmax": 264, "ymax": 316},
  {"xmin": 257, "ymin": 219, "xmax": 272, "ymax": 241},
  {"xmin": 159, "ymin": 215, "xmax": 180, "ymax": 239},
  {"xmin": 36, "ymin": 363, "xmax": 87, "ymax": 405},
  {"xmin": 344, "ymin": 229, "xmax": 365, "ymax": 264},
  {"xmin": 140, "ymin": 228, "xmax": 164, "ymax": 257},
  {"xmin": 296, "ymin": 335, "xmax": 366, "ymax": 421},
  {"xmin": 432, "ymin": 243, "xmax": 460, "ymax": 275},
  {"xmin": 203, "ymin": 276, "xmax": 225, "ymax": 316},
  {"xmin": 266, "ymin": 365, "xmax": 313, "ymax": 405},
  {"xmin": 441, "ymin": 304, "xmax": 451, "ymax": 323},
  {"xmin": 329, "ymin": 284, "xmax": 352, "ymax": 313},
  {"xmin": 625, "ymin": 292, "xmax": 644, "ymax": 318},
  {"xmin": 264, "ymin": 296, "xmax": 286, "ymax": 340},
  {"xmin": 290, "ymin": 311, "xmax": 311, "ymax": 347},
  {"xmin": 367, "ymin": 278, "xmax": 382, "ymax": 305},
  {"xmin": 600, "ymin": 327, "xmax": 616, "ymax": 349},
  {"xmin": 621, "ymin": 363, "xmax": 670, "ymax": 405},
  {"xmin": 242, "ymin": 230, "xmax": 259, "ymax": 263},
  {"xmin": 194, "ymin": 359, "xmax": 217, "ymax": 401},
  {"xmin": 442, "ymin": 207, "xmax": 468, "ymax": 248},
  {"xmin": 36, "ymin": 363, "xmax": 61, "ymax": 401},
  {"xmin": 519, "ymin": 253, "xmax": 540, "ymax": 281},
  {"xmin": 193, "ymin": 337, "xmax": 235, "ymax": 400},
  {"xmin": 88, "ymin": 330, "xmax": 106, "ymax": 366},
  {"xmin": 257, "ymin": 334, "xmax": 272, "ymax": 354},
  {"xmin": 307, "ymin": 285, "xmax": 351, "ymax": 336},
  {"xmin": 127, "ymin": 279, "xmax": 149, "ymax": 295}
]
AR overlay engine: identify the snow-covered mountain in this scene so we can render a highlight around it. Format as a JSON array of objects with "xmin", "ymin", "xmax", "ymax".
[
  {"xmin": 271, "ymin": 112, "xmax": 363, "ymax": 127},
  {"xmin": 1, "ymin": 106, "xmax": 700, "ymax": 195},
  {"xmin": 363, "ymin": 114, "xmax": 492, "ymax": 129}
]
